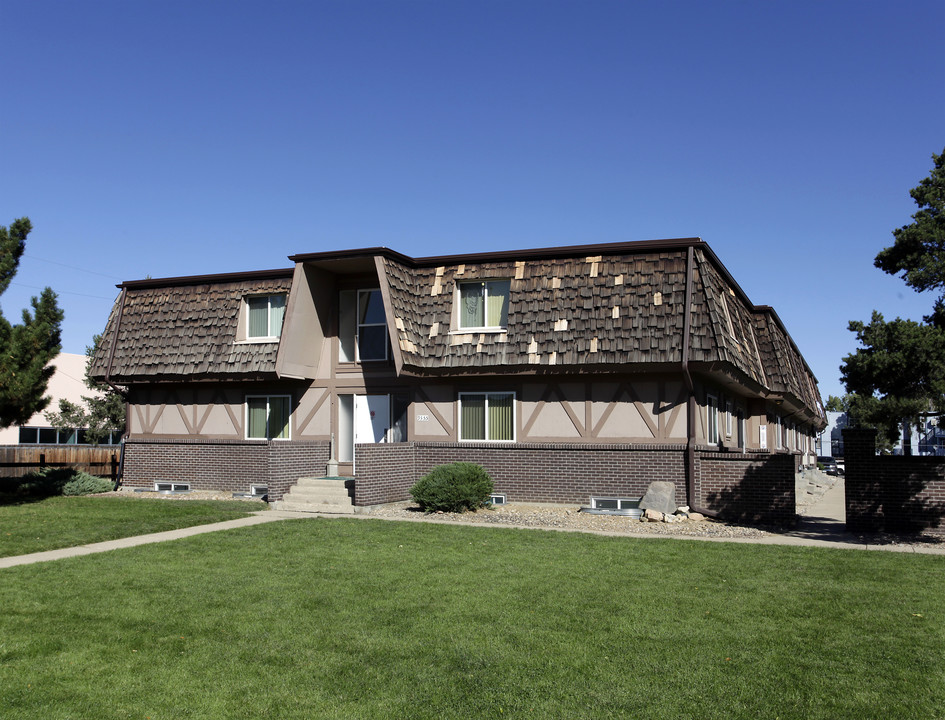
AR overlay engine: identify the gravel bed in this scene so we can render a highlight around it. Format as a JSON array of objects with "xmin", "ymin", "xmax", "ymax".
[{"xmin": 365, "ymin": 501, "xmax": 782, "ymax": 539}]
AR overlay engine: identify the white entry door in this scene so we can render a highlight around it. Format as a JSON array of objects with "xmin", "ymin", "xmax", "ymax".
[{"xmin": 355, "ymin": 395, "xmax": 391, "ymax": 445}]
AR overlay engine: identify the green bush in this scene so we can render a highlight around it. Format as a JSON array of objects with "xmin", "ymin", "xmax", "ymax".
[
  {"xmin": 409, "ymin": 462, "xmax": 494, "ymax": 513},
  {"xmin": 62, "ymin": 473, "xmax": 114, "ymax": 496},
  {"xmin": 9, "ymin": 467, "xmax": 112, "ymax": 497}
]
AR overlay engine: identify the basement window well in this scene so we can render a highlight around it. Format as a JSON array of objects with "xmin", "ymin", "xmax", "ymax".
[
  {"xmin": 154, "ymin": 482, "xmax": 191, "ymax": 493},
  {"xmin": 581, "ymin": 497, "xmax": 642, "ymax": 517}
]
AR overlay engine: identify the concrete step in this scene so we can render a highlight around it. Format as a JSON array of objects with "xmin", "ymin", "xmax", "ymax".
[
  {"xmin": 285, "ymin": 485, "xmax": 351, "ymax": 501},
  {"xmin": 274, "ymin": 476, "xmax": 355, "ymax": 514},
  {"xmin": 272, "ymin": 500, "xmax": 355, "ymax": 514}
]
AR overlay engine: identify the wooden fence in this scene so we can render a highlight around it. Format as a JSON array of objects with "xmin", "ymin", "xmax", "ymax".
[{"xmin": 0, "ymin": 445, "xmax": 121, "ymax": 480}]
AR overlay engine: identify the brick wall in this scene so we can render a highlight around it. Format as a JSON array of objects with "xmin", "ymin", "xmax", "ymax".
[
  {"xmin": 122, "ymin": 439, "xmax": 329, "ymax": 499},
  {"xmin": 844, "ymin": 428, "xmax": 945, "ymax": 535},
  {"xmin": 354, "ymin": 441, "xmax": 793, "ymax": 525},
  {"xmin": 696, "ymin": 451, "xmax": 796, "ymax": 525}
]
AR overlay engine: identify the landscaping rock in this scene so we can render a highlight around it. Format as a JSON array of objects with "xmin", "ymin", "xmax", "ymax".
[
  {"xmin": 688, "ymin": 512, "xmax": 705, "ymax": 521},
  {"xmin": 644, "ymin": 508, "xmax": 664, "ymax": 522},
  {"xmin": 639, "ymin": 481, "xmax": 677, "ymax": 515}
]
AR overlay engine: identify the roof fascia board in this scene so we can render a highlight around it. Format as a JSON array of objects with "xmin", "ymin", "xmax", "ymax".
[
  {"xmin": 118, "ymin": 267, "xmax": 294, "ymax": 290},
  {"xmin": 290, "ymin": 238, "xmax": 706, "ymax": 269}
]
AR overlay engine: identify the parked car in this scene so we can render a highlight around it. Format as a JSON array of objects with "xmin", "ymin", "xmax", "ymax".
[{"xmin": 817, "ymin": 456, "xmax": 840, "ymax": 476}]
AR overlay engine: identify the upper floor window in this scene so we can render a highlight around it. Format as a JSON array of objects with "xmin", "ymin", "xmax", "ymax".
[
  {"xmin": 339, "ymin": 289, "xmax": 388, "ymax": 362},
  {"xmin": 247, "ymin": 294, "xmax": 286, "ymax": 339},
  {"xmin": 458, "ymin": 279, "xmax": 510, "ymax": 330}
]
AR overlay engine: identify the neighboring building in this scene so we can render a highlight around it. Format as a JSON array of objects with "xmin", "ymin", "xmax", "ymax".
[
  {"xmin": 817, "ymin": 410, "xmax": 848, "ymax": 458},
  {"xmin": 90, "ymin": 238, "xmax": 825, "ymax": 521},
  {"xmin": 0, "ymin": 353, "xmax": 118, "ymax": 445}
]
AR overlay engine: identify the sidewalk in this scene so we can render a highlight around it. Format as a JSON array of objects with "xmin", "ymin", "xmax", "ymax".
[{"xmin": 0, "ymin": 510, "xmax": 301, "ymax": 569}]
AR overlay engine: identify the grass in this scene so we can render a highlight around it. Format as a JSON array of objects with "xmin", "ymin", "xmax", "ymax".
[
  {"xmin": 0, "ymin": 520, "xmax": 943, "ymax": 719},
  {"xmin": 0, "ymin": 495, "xmax": 264, "ymax": 557}
]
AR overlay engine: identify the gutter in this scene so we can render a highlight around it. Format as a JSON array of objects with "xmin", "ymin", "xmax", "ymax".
[{"xmin": 681, "ymin": 246, "xmax": 720, "ymax": 520}]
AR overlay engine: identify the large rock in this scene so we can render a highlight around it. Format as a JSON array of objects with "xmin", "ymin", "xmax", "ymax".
[{"xmin": 639, "ymin": 481, "xmax": 677, "ymax": 515}]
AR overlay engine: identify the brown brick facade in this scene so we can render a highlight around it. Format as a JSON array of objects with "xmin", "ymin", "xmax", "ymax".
[
  {"xmin": 121, "ymin": 438, "xmax": 797, "ymax": 524},
  {"xmin": 844, "ymin": 428, "xmax": 945, "ymax": 535},
  {"xmin": 121, "ymin": 438, "xmax": 329, "ymax": 499},
  {"xmin": 355, "ymin": 441, "xmax": 796, "ymax": 524},
  {"xmin": 695, "ymin": 451, "xmax": 797, "ymax": 525}
]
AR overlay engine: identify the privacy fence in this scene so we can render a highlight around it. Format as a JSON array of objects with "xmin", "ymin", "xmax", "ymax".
[{"xmin": 0, "ymin": 445, "xmax": 121, "ymax": 480}]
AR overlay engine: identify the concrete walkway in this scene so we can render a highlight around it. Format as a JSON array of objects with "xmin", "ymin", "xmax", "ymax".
[
  {"xmin": 0, "ymin": 510, "xmax": 300, "ymax": 569},
  {"xmin": 3, "ymin": 488, "xmax": 944, "ymax": 569}
]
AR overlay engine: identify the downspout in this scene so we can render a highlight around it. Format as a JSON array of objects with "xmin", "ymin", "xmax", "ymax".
[{"xmin": 681, "ymin": 247, "xmax": 719, "ymax": 519}]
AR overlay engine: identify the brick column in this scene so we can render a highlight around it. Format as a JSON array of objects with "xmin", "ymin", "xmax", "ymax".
[{"xmin": 843, "ymin": 428, "xmax": 880, "ymax": 531}]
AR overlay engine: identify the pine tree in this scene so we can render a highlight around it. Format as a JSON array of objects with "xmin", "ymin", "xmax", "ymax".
[
  {"xmin": 840, "ymin": 148, "xmax": 945, "ymax": 447},
  {"xmin": 0, "ymin": 218, "xmax": 64, "ymax": 428}
]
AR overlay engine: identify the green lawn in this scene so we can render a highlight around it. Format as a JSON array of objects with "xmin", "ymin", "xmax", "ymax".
[
  {"xmin": 0, "ymin": 518, "xmax": 942, "ymax": 719},
  {"xmin": 0, "ymin": 495, "xmax": 264, "ymax": 557}
]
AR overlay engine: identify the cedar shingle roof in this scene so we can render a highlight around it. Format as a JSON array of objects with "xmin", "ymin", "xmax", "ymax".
[
  {"xmin": 90, "ymin": 271, "xmax": 293, "ymax": 382},
  {"xmin": 90, "ymin": 239, "xmax": 823, "ymax": 424}
]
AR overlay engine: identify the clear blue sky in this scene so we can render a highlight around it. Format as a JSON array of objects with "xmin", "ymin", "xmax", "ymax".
[{"xmin": 1, "ymin": 0, "xmax": 942, "ymax": 401}]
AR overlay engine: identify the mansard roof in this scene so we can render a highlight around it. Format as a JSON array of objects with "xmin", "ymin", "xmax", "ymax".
[
  {"xmin": 89, "ymin": 238, "xmax": 823, "ymax": 425},
  {"xmin": 89, "ymin": 269, "xmax": 293, "ymax": 382}
]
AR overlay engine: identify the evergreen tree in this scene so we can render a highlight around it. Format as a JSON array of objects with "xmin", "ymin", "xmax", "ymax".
[
  {"xmin": 0, "ymin": 218, "xmax": 64, "ymax": 428},
  {"xmin": 840, "ymin": 148, "xmax": 945, "ymax": 448},
  {"xmin": 45, "ymin": 335, "xmax": 126, "ymax": 445}
]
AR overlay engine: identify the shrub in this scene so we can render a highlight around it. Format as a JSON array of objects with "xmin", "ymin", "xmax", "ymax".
[
  {"xmin": 62, "ymin": 472, "xmax": 114, "ymax": 496},
  {"xmin": 10, "ymin": 467, "xmax": 112, "ymax": 497},
  {"xmin": 409, "ymin": 462, "xmax": 494, "ymax": 513}
]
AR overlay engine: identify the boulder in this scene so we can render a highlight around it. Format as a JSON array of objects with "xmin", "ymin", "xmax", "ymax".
[
  {"xmin": 639, "ymin": 481, "xmax": 677, "ymax": 515},
  {"xmin": 688, "ymin": 512, "xmax": 706, "ymax": 522}
]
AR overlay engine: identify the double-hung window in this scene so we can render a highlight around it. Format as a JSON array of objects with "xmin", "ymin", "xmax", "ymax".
[
  {"xmin": 339, "ymin": 289, "xmax": 388, "ymax": 362},
  {"xmin": 246, "ymin": 395, "xmax": 291, "ymax": 440},
  {"xmin": 459, "ymin": 392, "xmax": 515, "ymax": 442},
  {"xmin": 247, "ymin": 294, "xmax": 286, "ymax": 339},
  {"xmin": 458, "ymin": 280, "xmax": 510, "ymax": 330}
]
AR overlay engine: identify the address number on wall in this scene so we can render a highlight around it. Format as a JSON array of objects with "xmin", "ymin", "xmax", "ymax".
[{"xmin": 416, "ymin": 414, "xmax": 430, "ymax": 422}]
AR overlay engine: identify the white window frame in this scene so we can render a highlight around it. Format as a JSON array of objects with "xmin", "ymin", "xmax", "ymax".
[
  {"xmin": 456, "ymin": 279, "xmax": 511, "ymax": 331},
  {"xmin": 245, "ymin": 293, "xmax": 286, "ymax": 341},
  {"xmin": 245, "ymin": 394, "xmax": 292, "ymax": 441},
  {"xmin": 591, "ymin": 497, "xmax": 640, "ymax": 510},
  {"xmin": 706, "ymin": 394, "xmax": 719, "ymax": 445},
  {"xmin": 725, "ymin": 401, "xmax": 733, "ymax": 437},
  {"xmin": 458, "ymin": 392, "xmax": 516, "ymax": 443},
  {"xmin": 338, "ymin": 288, "xmax": 388, "ymax": 363},
  {"xmin": 760, "ymin": 423, "xmax": 768, "ymax": 450}
]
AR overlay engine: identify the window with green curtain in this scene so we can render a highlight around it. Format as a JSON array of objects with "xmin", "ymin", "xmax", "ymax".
[
  {"xmin": 460, "ymin": 282, "xmax": 484, "ymax": 328},
  {"xmin": 459, "ymin": 280, "xmax": 509, "ymax": 329},
  {"xmin": 269, "ymin": 396, "xmax": 290, "ymax": 439},
  {"xmin": 485, "ymin": 280, "xmax": 510, "ymax": 327},
  {"xmin": 460, "ymin": 392, "xmax": 514, "ymax": 441},
  {"xmin": 248, "ymin": 297, "xmax": 269, "ymax": 337},
  {"xmin": 247, "ymin": 398, "xmax": 268, "ymax": 438},
  {"xmin": 269, "ymin": 294, "xmax": 286, "ymax": 337},
  {"xmin": 487, "ymin": 392, "xmax": 513, "ymax": 440},
  {"xmin": 461, "ymin": 394, "xmax": 486, "ymax": 440},
  {"xmin": 247, "ymin": 294, "xmax": 286, "ymax": 338},
  {"xmin": 247, "ymin": 396, "xmax": 290, "ymax": 440}
]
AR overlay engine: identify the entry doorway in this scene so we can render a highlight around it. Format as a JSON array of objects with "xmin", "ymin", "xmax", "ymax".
[{"xmin": 338, "ymin": 394, "xmax": 408, "ymax": 469}]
